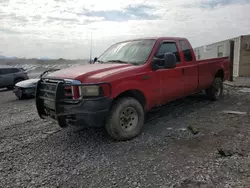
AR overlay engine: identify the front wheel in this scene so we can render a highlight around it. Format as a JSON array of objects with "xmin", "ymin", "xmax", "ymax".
[
  {"xmin": 14, "ymin": 89, "xmax": 25, "ymax": 100},
  {"xmin": 105, "ymin": 97, "xmax": 145, "ymax": 141},
  {"xmin": 206, "ymin": 77, "xmax": 223, "ymax": 101},
  {"xmin": 7, "ymin": 86, "xmax": 14, "ymax": 90}
]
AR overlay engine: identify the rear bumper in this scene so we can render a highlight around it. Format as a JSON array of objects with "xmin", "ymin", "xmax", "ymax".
[{"xmin": 35, "ymin": 79, "xmax": 112, "ymax": 128}]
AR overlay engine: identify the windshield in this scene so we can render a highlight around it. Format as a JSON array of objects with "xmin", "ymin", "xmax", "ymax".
[{"xmin": 97, "ymin": 39, "xmax": 156, "ymax": 65}]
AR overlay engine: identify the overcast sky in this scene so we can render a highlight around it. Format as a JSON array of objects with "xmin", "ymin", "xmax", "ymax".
[{"xmin": 1, "ymin": 0, "xmax": 250, "ymax": 59}]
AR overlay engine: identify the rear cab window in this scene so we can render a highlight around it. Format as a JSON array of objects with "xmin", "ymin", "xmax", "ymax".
[
  {"xmin": 10, "ymin": 68, "xmax": 19, "ymax": 73},
  {"xmin": 155, "ymin": 41, "xmax": 181, "ymax": 64},
  {"xmin": 0, "ymin": 68, "xmax": 10, "ymax": 75},
  {"xmin": 179, "ymin": 40, "xmax": 193, "ymax": 62},
  {"xmin": 0, "ymin": 68, "xmax": 19, "ymax": 74}
]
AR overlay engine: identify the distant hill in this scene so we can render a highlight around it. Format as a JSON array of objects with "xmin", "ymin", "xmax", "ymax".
[
  {"xmin": 0, "ymin": 55, "xmax": 50, "ymax": 60},
  {"xmin": 0, "ymin": 55, "xmax": 17, "ymax": 59},
  {"xmin": 39, "ymin": 57, "xmax": 51, "ymax": 60}
]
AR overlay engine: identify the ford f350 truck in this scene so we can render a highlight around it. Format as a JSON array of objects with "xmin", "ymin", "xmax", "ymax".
[{"xmin": 35, "ymin": 37, "xmax": 230, "ymax": 141}]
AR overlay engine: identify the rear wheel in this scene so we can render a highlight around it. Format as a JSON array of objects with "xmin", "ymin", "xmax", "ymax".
[
  {"xmin": 105, "ymin": 97, "xmax": 145, "ymax": 141},
  {"xmin": 206, "ymin": 77, "xmax": 223, "ymax": 101}
]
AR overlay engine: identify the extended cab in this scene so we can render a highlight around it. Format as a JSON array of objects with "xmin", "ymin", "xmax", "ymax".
[{"xmin": 35, "ymin": 37, "xmax": 230, "ymax": 141}]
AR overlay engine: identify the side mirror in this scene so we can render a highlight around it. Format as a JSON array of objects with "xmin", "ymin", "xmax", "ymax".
[
  {"xmin": 164, "ymin": 52, "xmax": 176, "ymax": 69},
  {"xmin": 93, "ymin": 57, "xmax": 98, "ymax": 63}
]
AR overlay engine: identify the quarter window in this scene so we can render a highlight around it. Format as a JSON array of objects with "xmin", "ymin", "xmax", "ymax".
[
  {"xmin": 179, "ymin": 40, "xmax": 193, "ymax": 62},
  {"xmin": 194, "ymin": 48, "xmax": 201, "ymax": 60}
]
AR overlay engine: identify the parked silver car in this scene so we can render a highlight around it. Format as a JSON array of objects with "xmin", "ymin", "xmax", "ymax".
[
  {"xmin": 0, "ymin": 67, "xmax": 29, "ymax": 90},
  {"xmin": 13, "ymin": 69, "xmax": 60, "ymax": 100}
]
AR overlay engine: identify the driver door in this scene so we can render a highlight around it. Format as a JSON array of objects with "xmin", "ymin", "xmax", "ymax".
[
  {"xmin": 153, "ymin": 41, "xmax": 185, "ymax": 104},
  {"xmin": 0, "ymin": 68, "xmax": 12, "ymax": 87}
]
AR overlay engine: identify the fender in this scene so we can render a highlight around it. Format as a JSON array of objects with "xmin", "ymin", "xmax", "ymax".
[
  {"xmin": 220, "ymin": 58, "xmax": 230, "ymax": 80},
  {"xmin": 111, "ymin": 79, "xmax": 153, "ymax": 109},
  {"xmin": 112, "ymin": 79, "xmax": 147, "ymax": 98},
  {"xmin": 214, "ymin": 67, "xmax": 224, "ymax": 77},
  {"xmin": 214, "ymin": 58, "xmax": 229, "ymax": 80}
]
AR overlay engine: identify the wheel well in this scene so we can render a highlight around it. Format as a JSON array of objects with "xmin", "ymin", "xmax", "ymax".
[
  {"xmin": 114, "ymin": 90, "xmax": 147, "ymax": 110},
  {"xmin": 215, "ymin": 69, "xmax": 224, "ymax": 80},
  {"xmin": 15, "ymin": 77, "xmax": 24, "ymax": 81}
]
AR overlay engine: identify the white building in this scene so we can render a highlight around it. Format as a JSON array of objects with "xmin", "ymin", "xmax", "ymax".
[{"xmin": 194, "ymin": 35, "xmax": 250, "ymax": 77}]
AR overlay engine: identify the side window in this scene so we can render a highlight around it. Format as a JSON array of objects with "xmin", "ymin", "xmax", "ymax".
[
  {"xmin": 156, "ymin": 42, "xmax": 180, "ymax": 62},
  {"xmin": 179, "ymin": 40, "xmax": 193, "ymax": 62},
  {"xmin": 11, "ymin": 68, "xmax": 19, "ymax": 73},
  {"xmin": 4, "ymin": 68, "xmax": 12, "ymax": 74},
  {"xmin": 1, "ymin": 69, "xmax": 9, "ymax": 74}
]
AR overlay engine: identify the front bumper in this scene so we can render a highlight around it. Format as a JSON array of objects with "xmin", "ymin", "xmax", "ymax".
[{"xmin": 35, "ymin": 79, "xmax": 112, "ymax": 128}]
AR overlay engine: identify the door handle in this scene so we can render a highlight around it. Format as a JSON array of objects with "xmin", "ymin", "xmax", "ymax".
[
  {"xmin": 182, "ymin": 68, "xmax": 185, "ymax": 75},
  {"xmin": 141, "ymin": 75, "xmax": 150, "ymax": 80}
]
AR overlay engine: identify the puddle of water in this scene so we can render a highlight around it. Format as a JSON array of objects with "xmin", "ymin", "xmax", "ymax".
[
  {"xmin": 222, "ymin": 110, "xmax": 248, "ymax": 115},
  {"xmin": 166, "ymin": 127, "xmax": 187, "ymax": 131},
  {"xmin": 178, "ymin": 128, "xmax": 188, "ymax": 131}
]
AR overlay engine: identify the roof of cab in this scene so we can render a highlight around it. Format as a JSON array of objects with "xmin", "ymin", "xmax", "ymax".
[{"xmin": 115, "ymin": 37, "xmax": 188, "ymax": 43}]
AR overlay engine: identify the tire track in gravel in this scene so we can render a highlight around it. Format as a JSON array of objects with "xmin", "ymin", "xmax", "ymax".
[{"xmin": 1, "ymin": 88, "xmax": 250, "ymax": 188}]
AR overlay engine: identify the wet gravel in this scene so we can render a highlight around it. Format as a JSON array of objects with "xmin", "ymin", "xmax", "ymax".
[{"xmin": 0, "ymin": 86, "xmax": 250, "ymax": 188}]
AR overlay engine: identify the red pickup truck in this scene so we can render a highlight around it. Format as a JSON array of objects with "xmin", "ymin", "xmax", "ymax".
[{"xmin": 35, "ymin": 37, "xmax": 230, "ymax": 141}]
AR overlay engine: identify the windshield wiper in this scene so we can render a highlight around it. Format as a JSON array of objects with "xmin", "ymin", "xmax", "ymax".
[
  {"xmin": 107, "ymin": 60, "xmax": 128, "ymax": 64},
  {"xmin": 107, "ymin": 60, "xmax": 142, "ymax": 65},
  {"xmin": 96, "ymin": 60, "xmax": 104, "ymax": 63}
]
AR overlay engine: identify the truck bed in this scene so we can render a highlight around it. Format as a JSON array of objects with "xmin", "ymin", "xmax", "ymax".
[{"xmin": 197, "ymin": 56, "xmax": 230, "ymax": 90}]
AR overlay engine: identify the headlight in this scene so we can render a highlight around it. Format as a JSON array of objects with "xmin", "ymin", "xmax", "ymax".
[{"xmin": 79, "ymin": 85, "xmax": 102, "ymax": 97}]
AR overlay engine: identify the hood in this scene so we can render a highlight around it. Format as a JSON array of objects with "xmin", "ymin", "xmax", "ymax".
[
  {"xmin": 15, "ymin": 78, "xmax": 40, "ymax": 88},
  {"xmin": 46, "ymin": 63, "xmax": 139, "ymax": 82}
]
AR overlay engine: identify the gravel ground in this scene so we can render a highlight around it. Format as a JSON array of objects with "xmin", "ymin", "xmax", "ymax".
[{"xmin": 0, "ymin": 86, "xmax": 250, "ymax": 188}]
